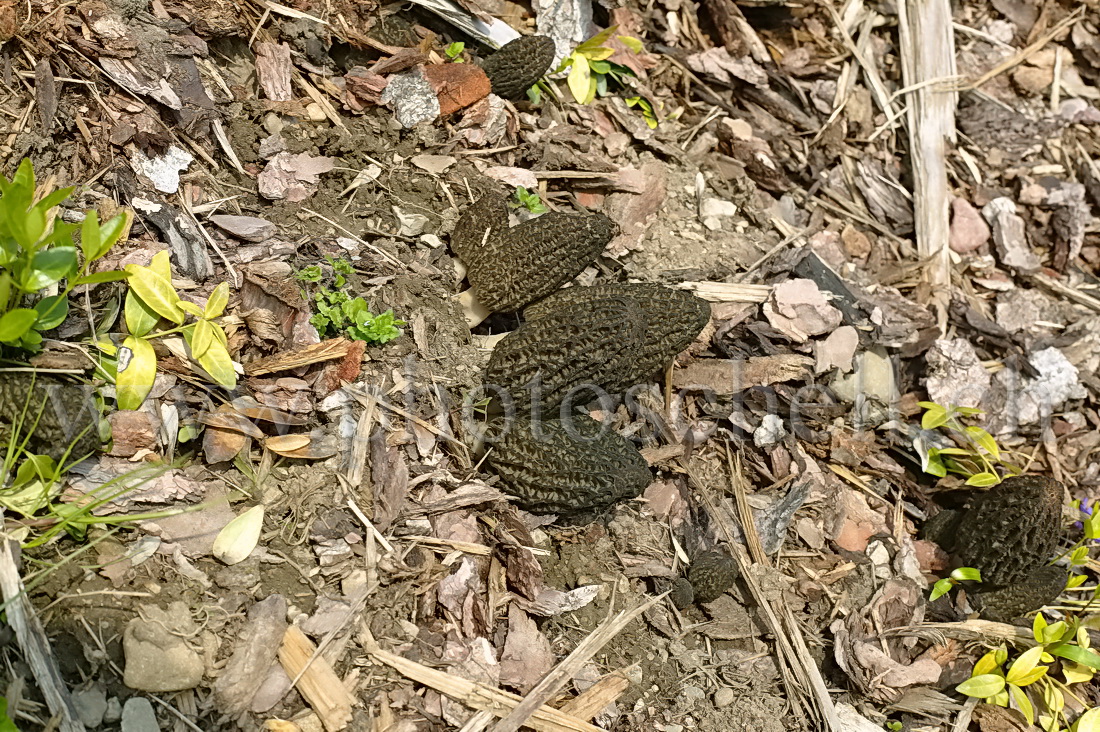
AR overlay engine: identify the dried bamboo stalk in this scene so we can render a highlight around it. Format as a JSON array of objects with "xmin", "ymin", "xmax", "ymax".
[{"xmin": 897, "ymin": 0, "xmax": 958, "ymax": 332}]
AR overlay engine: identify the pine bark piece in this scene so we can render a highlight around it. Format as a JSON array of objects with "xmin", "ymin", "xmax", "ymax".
[
  {"xmin": 525, "ymin": 283, "xmax": 712, "ymax": 388},
  {"xmin": 480, "ymin": 35, "xmax": 556, "ymax": 100},
  {"xmin": 489, "ymin": 415, "xmax": 652, "ymax": 514},
  {"xmin": 485, "ymin": 296, "xmax": 645, "ymax": 416}
]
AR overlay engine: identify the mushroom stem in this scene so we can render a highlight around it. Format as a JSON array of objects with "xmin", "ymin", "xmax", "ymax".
[{"xmin": 457, "ymin": 288, "xmax": 492, "ymax": 328}]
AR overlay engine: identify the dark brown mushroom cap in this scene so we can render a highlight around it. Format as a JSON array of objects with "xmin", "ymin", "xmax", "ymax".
[
  {"xmin": 484, "ymin": 294, "xmax": 645, "ymax": 416},
  {"xmin": 488, "ymin": 414, "xmax": 651, "ymax": 514},
  {"xmin": 525, "ymin": 282, "xmax": 712, "ymax": 389},
  {"xmin": 451, "ymin": 194, "xmax": 617, "ymax": 313},
  {"xmin": 480, "ymin": 35, "xmax": 556, "ymax": 100}
]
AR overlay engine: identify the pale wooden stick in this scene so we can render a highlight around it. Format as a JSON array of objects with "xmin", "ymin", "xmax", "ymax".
[
  {"xmin": 361, "ymin": 628, "xmax": 603, "ymax": 732},
  {"xmin": 897, "ymin": 0, "xmax": 958, "ymax": 333},
  {"xmin": 489, "ymin": 594, "xmax": 663, "ymax": 732}
]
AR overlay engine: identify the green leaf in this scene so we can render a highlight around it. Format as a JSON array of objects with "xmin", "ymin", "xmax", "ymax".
[
  {"xmin": 204, "ymin": 281, "xmax": 229, "ymax": 319},
  {"xmin": 195, "ymin": 338, "xmax": 237, "ymax": 389},
  {"xmin": 1071, "ymin": 546, "xmax": 1090, "ymax": 566},
  {"xmin": 80, "ymin": 210, "xmax": 101, "ymax": 262},
  {"xmin": 0, "ymin": 307, "xmax": 38, "ymax": 342},
  {"xmin": 1006, "ymin": 645, "xmax": 1046, "ymax": 685},
  {"xmin": 618, "ymin": 34, "xmax": 643, "ymax": 53},
  {"xmin": 955, "ymin": 406, "xmax": 983, "ymax": 415},
  {"xmin": 924, "ymin": 449, "xmax": 947, "ymax": 477},
  {"xmin": 23, "ymin": 246, "xmax": 78, "ymax": 290},
  {"xmin": 125, "ymin": 259, "xmax": 183, "ymax": 324},
  {"xmin": 0, "ymin": 695, "xmax": 20, "ymax": 732},
  {"xmin": 124, "ymin": 288, "xmax": 160, "ymax": 338},
  {"xmin": 922, "ymin": 405, "xmax": 949, "ymax": 429},
  {"xmin": 33, "ymin": 294, "xmax": 68, "ymax": 330},
  {"xmin": 956, "ymin": 673, "xmax": 1006, "ymax": 698},
  {"xmin": 1068, "ymin": 573, "xmax": 1087, "ymax": 588},
  {"xmin": 1043, "ymin": 621, "xmax": 1069, "ymax": 645},
  {"xmin": 116, "ymin": 335, "xmax": 157, "ymax": 410},
  {"xmin": 94, "ymin": 210, "xmax": 131, "ymax": 260},
  {"xmin": 1008, "ymin": 683, "xmax": 1034, "ymax": 725},
  {"xmin": 929, "ymin": 577, "xmax": 955, "ymax": 602},
  {"xmin": 191, "ymin": 318, "xmax": 215, "ymax": 358},
  {"xmin": 74, "ymin": 270, "xmax": 129, "ymax": 286},
  {"xmin": 1049, "ymin": 644, "xmax": 1100, "ymax": 670},
  {"xmin": 965, "ymin": 472, "xmax": 1001, "ymax": 487},
  {"xmin": 951, "ymin": 567, "xmax": 982, "ymax": 582}
]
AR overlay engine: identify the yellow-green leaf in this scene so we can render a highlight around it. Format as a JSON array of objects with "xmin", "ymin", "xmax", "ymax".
[
  {"xmin": 1008, "ymin": 683, "xmax": 1034, "ymax": 725},
  {"xmin": 585, "ymin": 46, "xmax": 615, "ymax": 61},
  {"xmin": 974, "ymin": 649, "xmax": 1004, "ymax": 677},
  {"xmin": 212, "ymin": 504, "xmax": 263, "ymax": 565},
  {"xmin": 1076, "ymin": 707, "xmax": 1100, "ymax": 732},
  {"xmin": 204, "ymin": 281, "xmax": 229, "ymax": 319},
  {"xmin": 965, "ymin": 425, "xmax": 1000, "ymax": 458},
  {"xmin": 191, "ymin": 319, "xmax": 214, "ymax": 359},
  {"xmin": 196, "ymin": 339, "xmax": 237, "ymax": 389},
  {"xmin": 124, "ymin": 288, "xmax": 160, "ymax": 338},
  {"xmin": 125, "ymin": 262, "xmax": 183, "ymax": 324},
  {"xmin": 618, "ymin": 35, "xmax": 643, "ymax": 53},
  {"xmin": 149, "ymin": 249, "xmax": 172, "ymax": 281},
  {"xmin": 956, "ymin": 673, "xmax": 1005, "ymax": 698},
  {"xmin": 567, "ymin": 53, "xmax": 591, "ymax": 104},
  {"xmin": 1006, "ymin": 645, "xmax": 1046, "ymax": 685},
  {"xmin": 966, "ymin": 472, "xmax": 1000, "ymax": 487},
  {"xmin": 1041, "ymin": 682, "xmax": 1064, "ymax": 716},
  {"xmin": 1009, "ymin": 666, "xmax": 1048, "ymax": 687},
  {"xmin": 1062, "ymin": 660, "xmax": 1093, "ymax": 684},
  {"xmin": 1033, "ymin": 612, "xmax": 1049, "ymax": 643},
  {"xmin": 922, "ymin": 406, "xmax": 949, "ymax": 429},
  {"xmin": 177, "ymin": 300, "xmax": 204, "ymax": 318},
  {"xmin": 117, "ymin": 335, "xmax": 157, "ymax": 410},
  {"xmin": 1079, "ymin": 625, "xmax": 1091, "ymax": 650}
]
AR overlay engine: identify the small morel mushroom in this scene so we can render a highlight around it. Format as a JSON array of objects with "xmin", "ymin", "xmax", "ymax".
[
  {"xmin": 924, "ymin": 475, "xmax": 1067, "ymax": 622},
  {"xmin": 480, "ymin": 35, "xmax": 556, "ymax": 100},
  {"xmin": 484, "ymin": 294, "xmax": 644, "ymax": 416},
  {"xmin": 450, "ymin": 193, "xmax": 507, "ymax": 266},
  {"xmin": 450, "ymin": 194, "xmax": 617, "ymax": 315},
  {"xmin": 687, "ymin": 551, "xmax": 739, "ymax": 604},
  {"xmin": 0, "ymin": 373, "xmax": 99, "ymax": 461},
  {"xmin": 525, "ymin": 282, "xmax": 712, "ymax": 389},
  {"xmin": 488, "ymin": 414, "xmax": 652, "ymax": 514}
]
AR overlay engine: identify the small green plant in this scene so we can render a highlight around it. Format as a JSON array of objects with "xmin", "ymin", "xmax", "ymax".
[
  {"xmin": 512, "ymin": 186, "xmax": 548, "ymax": 214},
  {"xmin": 929, "ymin": 566, "xmax": 982, "ymax": 602},
  {"xmin": 0, "ymin": 159, "xmax": 130, "ymax": 352},
  {"xmin": 554, "ymin": 26, "xmax": 657, "ymax": 127},
  {"xmin": 294, "ymin": 256, "xmax": 403, "ymax": 345},
  {"xmin": 98, "ymin": 250, "xmax": 236, "ymax": 410},
  {"xmin": 445, "ymin": 41, "xmax": 465, "ymax": 62},
  {"xmin": 916, "ymin": 402, "xmax": 1024, "ymax": 486},
  {"xmin": 0, "ymin": 696, "xmax": 18, "ymax": 732},
  {"xmin": 957, "ymin": 612, "xmax": 1100, "ymax": 730}
]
